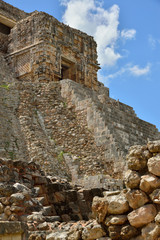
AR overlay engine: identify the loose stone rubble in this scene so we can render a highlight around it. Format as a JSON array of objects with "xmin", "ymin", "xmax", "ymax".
[
  {"xmin": 91, "ymin": 140, "xmax": 160, "ymax": 239},
  {"xmin": 0, "ymin": 0, "xmax": 160, "ymax": 188},
  {"xmin": 0, "ymin": 1, "xmax": 160, "ymax": 239},
  {"xmin": 0, "ymin": 140, "xmax": 160, "ymax": 239}
]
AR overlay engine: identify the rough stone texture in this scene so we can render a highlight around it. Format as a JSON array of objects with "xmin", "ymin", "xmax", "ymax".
[
  {"xmin": 7, "ymin": 11, "xmax": 99, "ymax": 90},
  {"xmin": 0, "ymin": 0, "xmax": 28, "ymax": 23},
  {"xmin": 127, "ymin": 204, "xmax": 157, "ymax": 228},
  {"xmin": 150, "ymin": 189, "xmax": 160, "ymax": 204},
  {"xmin": 141, "ymin": 223, "xmax": 160, "ymax": 240},
  {"xmin": 0, "ymin": 0, "xmax": 159, "ymax": 188},
  {"xmin": 0, "ymin": 142, "xmax": 159, "ymax": 239},
  {"xmin": 148, "ymin": 154, "xmax": 160, "ymax": 176},
  {"xmin": 82, "ymin": 220, "xmax": 106, "ymax": 240},
  {"xmin": 126, "ymin": 189, "xmax": 149, "ymax": 209},
  {"xmin": 0, "ymin": 221, "xmax": 26, "ymax": 234},
  {"xmin": 92, "ymin": 196, "xmax": 108, "ymax": 223},
  {"xmin": 105, "ymin": 215, "xmax": 127, "ymax": 226},
  {"xmin": 147, "ymin": 140, "xmax": 160, "ymax": 153},
  {"xmin": 107, "ymin": 192, "xmax": 129, "ymax": 215},
  {"xmin": 60, "ymin": 80, "xmax": 160, "ymax": 181},
  {"xmin": 0, "ymin": 1, "xmax": 160, "ymax": 239},
  {"xmin": 125, "ymin": 170, "xmax": 141, "ymax": 189},
  {"xmin": 140, "ymin": 174, "xmax": 160, "ymax": 194}
]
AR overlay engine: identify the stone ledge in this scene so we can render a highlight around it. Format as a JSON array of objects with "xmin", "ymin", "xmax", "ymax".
[{"xmin": 0, "ymin": 221, "xmax": 27, "ymax": 235}]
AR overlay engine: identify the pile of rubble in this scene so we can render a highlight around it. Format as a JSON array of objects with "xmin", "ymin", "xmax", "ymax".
[
  {"xmin": 0, "ymin": 157, "xmax": 104, "ymax": 239},
  {"xmin": 1, "ymin": 140, "xmax": 160, "ymax": 239},
  {"xmin": 92, "ymin": 140, "xmax": 160, "ymax": 239}
]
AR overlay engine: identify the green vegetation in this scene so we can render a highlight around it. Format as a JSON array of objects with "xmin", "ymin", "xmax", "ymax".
[
  {"xmin": 57, "ymin": 151, "xmax": 64, "ymax": 162},
  {"xmin": 63, "ymin": 101, "xmax": 67, "ymax": 108},
  {"xmin": 0, "ymin": 84, "xmax": 10, "ymax": 90}
]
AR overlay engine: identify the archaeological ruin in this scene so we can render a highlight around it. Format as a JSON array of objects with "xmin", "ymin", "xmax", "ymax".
[{"xmin": 0, "ymin": 0, "xmax": 160, "ymax": 239}]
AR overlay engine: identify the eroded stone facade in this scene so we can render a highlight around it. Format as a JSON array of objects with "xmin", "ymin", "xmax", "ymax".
[
  {"xmin": 0, "ymin": 0, "xmax": 160, "ymax": 184},
  {"xmin": 0, "ymin": 1, "xmax": 160, "ymax": 239},
  {"xmin": 7, "ymin": 11, "xmax": 100, "ymax": 90}
]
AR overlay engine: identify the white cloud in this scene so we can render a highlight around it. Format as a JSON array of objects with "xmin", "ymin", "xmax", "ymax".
[
  {"xmin": 60, "ymin": 0, "xmax": 126, "ymax": 67},
  {"xmin": 121, "ymin": 29, "xmax": 136, "ymax": 40},
  {"xmin": 103, "ymin": 63, "xmax": 151, "ymax": 82},
  {"xmin": 129, "ymin": 64, "xmax": 150, "ymax": 76}
]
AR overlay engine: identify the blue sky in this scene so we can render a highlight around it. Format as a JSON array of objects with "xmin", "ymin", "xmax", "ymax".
[{"xmin": 5, "ymin": 0, "xmax": 160, "ymax": 130}]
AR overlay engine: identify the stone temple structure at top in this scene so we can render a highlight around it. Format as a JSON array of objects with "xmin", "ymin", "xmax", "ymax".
[
  {"xmin": 0, "ymin": 0, "xmax": 100, "ymax": 90},
  {"xmin": 0, "ymin": 0, "xmax": 160, "ymax": 188}
]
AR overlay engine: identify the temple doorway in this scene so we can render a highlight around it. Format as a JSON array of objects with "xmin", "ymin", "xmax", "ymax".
[{"xmin": 60, "ymin": 57, "xmax": 76, "ymax": 81}]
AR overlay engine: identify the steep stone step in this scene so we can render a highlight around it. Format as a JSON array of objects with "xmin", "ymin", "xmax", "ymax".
[{"xmin": 60, "ymin": 79, "xmax": 160, "ymax": 179}]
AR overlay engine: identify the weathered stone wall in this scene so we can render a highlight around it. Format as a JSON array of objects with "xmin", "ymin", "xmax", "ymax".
[
  {"xmin": 0, "ymin": 157, "xmax": 106, "ymax": 239},
  {"xmin": 0, "ymin": 0, "xmax": 28, "ymax": 23},
  {"xmin": 1, "ymin": 0, "xmax": 160, "ymax": 188},
  {"xmin": 15, "ymin": 80, "xmax": 110, "ymax": 180},
  {"xmin": 7, "ymin": 11, "xmax": 100, "ymax": 90},
  {"xmin": 0, "ymin": 52, "xmax": 29, "ymax": 161},
  {"xmin": 61, "ymin": 79, "xmax": 160, "ymax": 180},
  {"xmin": 0, "ymin": 141, "xmax": 160, "ymax": 239},
  {"xmin": 0, "ymin": 32, "xmax": 8, "ymax": 52},
  {"xmin": 92, "ymin": 140, "xmax": 160, "ymax": 239}
]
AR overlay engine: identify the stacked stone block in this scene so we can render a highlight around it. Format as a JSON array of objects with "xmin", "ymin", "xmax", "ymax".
[
  {"xmin": 92, "ymin": 140, "xmax": 160, "ymax": 239},
  {"xmin": 7, "ymin": 11, "xmax": 99, "ymax": 90},
  {"xmin": 0, "ymin": 157, "xmax": 105, "ymax": 239}
]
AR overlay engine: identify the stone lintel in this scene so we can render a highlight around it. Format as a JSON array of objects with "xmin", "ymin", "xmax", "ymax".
[{"xmin": 0, "ymin": 13, "xmax": 16, "ymax": 28}]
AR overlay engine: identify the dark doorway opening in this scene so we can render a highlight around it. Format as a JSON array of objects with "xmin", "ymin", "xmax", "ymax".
[
  {"xmin": 61, "ymin": 64, "xmax": 70, "ymax": 80},
  {"xmin": 60, "ymin": 58, "xmax": 76, "ymax": 81},
  {"xmin": 0, "ymin": 22, "xmax": 10, "ymax": 35}
]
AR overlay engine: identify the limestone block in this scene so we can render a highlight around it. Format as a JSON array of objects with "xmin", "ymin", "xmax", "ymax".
[
  {"xmin": 140, "ymin": 174, "xmax": 160, "ymax": 194},
  {"xmin": 105, "ymin": 215, "xmax": 127, "ymax": 226},
  {"xmin": 108, "ymin": 225, "xmax": 121, "ymax": 240},
  {"xmin": 82, "ymin": 221, "xmax": 106, "ymax": 240},
  {"xmin": 46, "ymin": 232, "xmax": 68, "ymax": 240},
  {"xmin": 4, "ymin": 206, "xmax": 11, "ymax": 216},
  {"xmin": 127, "ymin": 156, "xmax": 147, "ymax": 171},
  {"xmin": 27, "ymin": 212, "xmax": 45, "ymax": 222},
  {"xmin": 0, "ymin": 233, "xmax": 22, "ymax": 240},
  {"xmin": 108, "ymin": 224, "xmax": 138, "ymax": 240},
  {"xmin": 68, "ymin": 223, "xmax": 83, "ymax": 240},
  {"xmin": 13, "ymin": 183, "xmax": 31, "ymax": 193},
  {"xmin": 0, "ymin": 197, "xmax": 9, "ymax": 205},
  {"xmin": 0, "ymin": 221, "xmax": 25, "ymax": 235},
  {"xmin": 147, "ymin": 140, "xmax": 160, "ymax": 153},
  {"xmin": 127, "ymin": 204, "xmax": 157, "ymax": 228},
  {"xmin": 10, "ymin": 193, "xmax": 25, "ymax": 204},
  {"xmin": 10, "ymin": 205, "xmax": 24, "ymax": 213},
  {"xmin": 128, "ymin": 145, "xmax": 150, "ymax": 159},
  {"xmin": 141, "ymin": 222, "xmax": 160, "ymax": 240},
  {"xmin": 68, "ymin": 230, "xmax": 82, "ymax": 240},
  {"xmin": 120, "ymin": 224, "xmax": 139, "ymax": 240},
  {"xmin": 92, "ymin": 196, "xmax": 108, "ymax": 223},
  {"xmin": 126, "ymin": 189, "xmax": 149, "ymax": 209},
  {"xmin": 150, "ymin": 189, "xmax": 160, "ymax": 204},
  {"xmin": 125, "ymin": 170, "xmax": 140, "ymax": 189},
  {"xmin": 107, "ymin": 193, "xmax": 129, "ymax": 215},
  {"xmin": 0, "ymin": 183, "xmax": 15, "ymax": 197},
  {"xmin": 37, "ymin": 221, "xmax": 49, "ymax": 230},
  {"xmin": 148, "ymin": 154, "xmax": 160, "ymax": 176}
]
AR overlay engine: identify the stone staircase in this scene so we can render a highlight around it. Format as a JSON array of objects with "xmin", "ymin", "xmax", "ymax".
[{"xmin": 60, "ymin": 79, "xmax": 160, "ymax": 178}]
